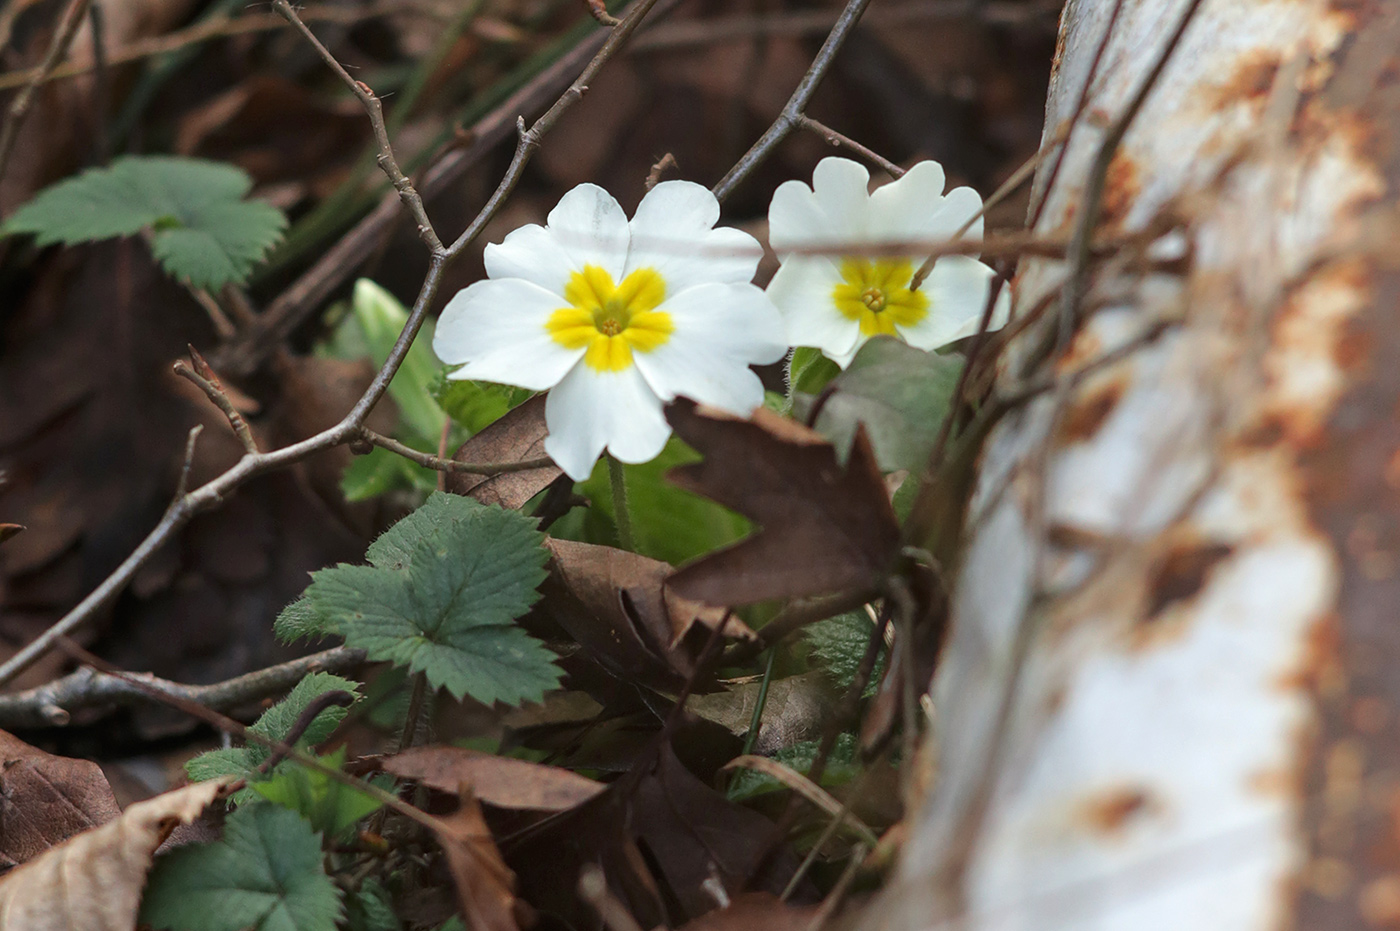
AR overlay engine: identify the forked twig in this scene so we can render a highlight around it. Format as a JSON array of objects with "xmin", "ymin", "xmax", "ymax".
[{"xmin": 0, "ymin": 0, "xmax": 92, "ymax": 180}]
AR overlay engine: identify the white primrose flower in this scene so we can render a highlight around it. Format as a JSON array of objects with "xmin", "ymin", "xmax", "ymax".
[
  {"xmin": 433, "ymin": 181, "xmax": 787, "ymax": 480},
  {"xmin": 766, "ymin": 157, "xmax": 1009, "ymax": 368}
]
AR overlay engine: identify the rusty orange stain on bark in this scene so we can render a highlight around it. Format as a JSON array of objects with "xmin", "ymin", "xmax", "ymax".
[
  {"xmin": 1056, "ymin": 376, "xmax": 1127, "ymax": 445},
  {"xmin": 1077, "ymin": 786, "xmax": 1156, "ymax": 837}
]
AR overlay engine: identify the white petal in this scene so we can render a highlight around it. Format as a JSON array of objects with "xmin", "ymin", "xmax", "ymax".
[
  {"xmin": 544, "ymin": 364, "xmax": 670, "ymax": 480},
  {"xmin": 546, "ymin": 183, "xmax": 630, "ymax": 279},
  {"xmin": 765, "ymin": 256, "xmax": 860, "ymax": 359},
  {"xmin": 867, "ymin": 160, "xmax": 947, "ymax": 242},
  {"xmin": 434, "ymin": 279, "xmax": 581, "ymax": 390},
  {"xmin": 627, "ymin": 180, "xmax": 761, "ymax": 289},
  {"xmin": 482, "ymin": 223, "xmax": 577, "ymax": 293},
  {"xmin": 810, "ymin": 157, "xmax": 872, "ymax": 237},
  {"xmin": 895, "ymin": 255, "xmax": 1001, "ymax": 351},
  {"xmin": 768, "ymin": 178, "xmax": 832, "ymax": 252},
  {"xmin": 928, "ymin": 186, "xmax": 986, "ymax": 244},
  {"xmin": 632, "ymin": 283, "xmax": 785, "ymax": 413}
]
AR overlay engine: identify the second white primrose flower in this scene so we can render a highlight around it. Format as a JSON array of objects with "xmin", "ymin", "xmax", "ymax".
[
  {"xmin": 433, "ymin": 181, "xmax": 787, "ymax": 480},
  {"xmin": 766, "ymin": 157, "xmax": 1010, "ymax": 367}
]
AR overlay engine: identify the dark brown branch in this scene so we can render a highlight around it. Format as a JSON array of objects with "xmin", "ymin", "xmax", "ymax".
[
  {"xmin": 271, "ymin": 0, "xmax": 445, "ymax": 255},
  {"xmin": 0, "ymin": 0, "xmax": 92, "ymax": 180},
  {"xmin": 795, "ymin": 114, "xmax": 905, "ymax": 178},
  {"xmin": 0, "ymin": 0, "xmax": 667, "ymax": 688},
  {"xmin": 0, "ymin": 646, "xmax": 366, "ymax": 729},
  {"xmin": 358, "ymin": 428, "xmax": 553, "ymax": 475},
  {"xmin": 711, "ymin": 0, "xmax": 876, "ymax": 202}
]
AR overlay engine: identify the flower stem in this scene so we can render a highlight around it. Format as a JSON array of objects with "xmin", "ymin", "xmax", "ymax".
[
  {"xmin": 396, "ymin": 674, "xmax": 428, "ymax": 753},
  {"xmin": 607, "ymin": 454, "xmax": 635, "ymax": 551}
]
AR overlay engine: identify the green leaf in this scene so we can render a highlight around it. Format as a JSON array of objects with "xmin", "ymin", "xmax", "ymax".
[
  {"xmin": 350, "ymin": 279, "xmax": 447, "ymax": 442},
  {"xmin": 788, "ymin": 346, "xmax": 841, "ymax": 397},
  {"xmin": 140, "ymin": 804, "xmax": 341, "ymax": 931},
  {"xmin": 432, "ymin": 373, "xmax": 532, "ymax": 434},
  {"xmin": 804, "ymin": 610, "xmax": 885, "ymax": 697},
  {"xmin": 345, "ymin": 879, "xmax": 401, "ymax": 931},
  {"xmin": 4, "ymin": 156, "xmax": 286, "ymax": 289},
  {"xmin": 811, "ymin": 337, "xmax": 964, "ymax": 473},
  {"xmin": 185, "ymin": 673, "xmax": 360, "ymax": 801},
  {"xmin": 340, "ymin": 446, "xmax": 436, "ymax": 503},
  {"xmin": 252, "ymin": 748, "xmax": 388, "ymax": 840},
  {"xmin": 567, "ymin": 437, "xmax": 750, "ymax": 565},
  {"xmin": 274, "ymin": 595, "xmax": 327, "ymax": 645},
  {"xmin": 300, "ymin": 492, "xmax": 558, "ymax": 705},
  {"xmin": 727, "ymin": 733, "xmax": 862, "ymax": 803}
]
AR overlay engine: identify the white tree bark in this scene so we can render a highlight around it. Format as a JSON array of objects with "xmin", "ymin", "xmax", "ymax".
[{"xmin": 868, "ymin": 0, "xmax": 1400, "ymax": 927}]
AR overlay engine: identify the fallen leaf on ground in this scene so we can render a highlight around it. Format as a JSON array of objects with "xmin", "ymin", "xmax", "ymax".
[
  {"xmin": 664, "ymin": 400, "xmax": 901, "ymax": 606},
  {"xmin": 0, "ymin": 777, "xmax": 229, "ymax": 931},
  {"xmin": 0, "ymin": 729, "xmax": 122, "ymax": 868},
  {"xmin": 383, "ymin": 745, "xmax": 605, "ymax": 812},
  {"xmin": 543, "ymin": 538, "xmax": 755, "ymax": 689},
  {"xmin": 673, "ymin": 893, "xmax": 818, "ymax": 931},
  {"xmin": 446, "ymin": 395, "xmax": 561, "ymax": 509},
  {"xmin": 434, "ymin": 793, "xmax": 525, "ymax": 931},
  {"xmin": 0, "ymin": 523, "xmax": 23, "ymax": 544}
]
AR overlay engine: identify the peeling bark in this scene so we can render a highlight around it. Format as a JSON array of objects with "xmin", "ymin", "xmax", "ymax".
[{"xmin": 867, "ymin": 0, "xmax": 1400, "ymax": 927}]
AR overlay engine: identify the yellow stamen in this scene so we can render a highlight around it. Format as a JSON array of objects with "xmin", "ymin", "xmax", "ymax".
[
  {"xmin": 832, "ymin": 258, "xmax": 929, "ymax": 338},
  {"xmin": 546, "ymin": 265, "xmax": 674, "ymax": 372}
]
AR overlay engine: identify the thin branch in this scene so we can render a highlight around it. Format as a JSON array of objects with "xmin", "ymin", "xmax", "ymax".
[
  {"xmin": 358, "ymin": 427, "xmax": 554, "ymax": 475},
  {"xmin": 0, "ymin": 646, "xmax": 365, "ymax": 729},
  {"xmin": 1055, "ymin": 0, "xmax": 1206, "ymax": 350},
  {"xmin": 795, "ymin": 114, "xmax": 905, "ymax": 178},
  {"xmin": 712, "ymin": 0, "xmax": 876, "ymax": 202},
  {"xmin": 0, "ymin": 0, "xmax": 92, "ymax": 181},
  {"xmin": 174, "ymin": 347, "xmax": 260, "ymax": 455},
  {"xmin": 175, "ymin": 426, "xmax": 203, "ymax": 499},
  {"xmin": 0, "ymin": 0, "xmax": 667, "ymax": 689},
  {"xmin": 272, "ymin": 0, "xmax": 445, "ymax": 256}
]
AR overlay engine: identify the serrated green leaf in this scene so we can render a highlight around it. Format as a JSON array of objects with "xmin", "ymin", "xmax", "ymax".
[
  {"xmin": 804, "ymin": 610, "xmax": 885, "ymax": 697},
  {"xmin": 140, "ymin": 804, "xmax": 341, "ymax": 931},
  {"xmin": 252, "ymin": 748, "xmax": 388, "ymax": 840},
  {"xmin": 274, "ymin": 595, "xmax": 327, "ymax": 644},
  {"xmin": 811, "ymin": 337, "xmax": 964, "ymax": 473},
  {"xmin": 345, "ymin": 879, "xmax": 401, "ymax": 931},
  {"xmin": 302, "ymin": 493, "xmax": 558, "ymax": 705},
  {"xmin": 185, "ymin": 673, "xmax": 360, "ymax": 801},
  {"xmin": 4, "ymin": 156, "xmax": 286, "ymax": 289},
  {"xmin": 726, "ymin": 733, "xmax": 861, "ymax": 803}
]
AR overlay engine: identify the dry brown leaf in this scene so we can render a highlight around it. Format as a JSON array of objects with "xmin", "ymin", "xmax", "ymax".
[
  {"xmin": 445, "ymin": 395, "xmax": 562, "ymax": 509},
  {"xmin": 383, "ymin": 745, "xmax": 605, "ymax": 812},
  {"xmin": 0, "ymin": 777, "xmax": 228, "ymax": 931},
  {"xmin": 664, "ymin": 400, "xmax": 901, "ymax": 606},
  {"xmin": 0, "ymin": 729, "xmax": 121, "ymax": 868},
  {"xmin": 673, "ymin": 893, "xmax": 818, "ymax": 931},
  {"xmin": 0, "ymin": 523, "xmax": 24, "ymax": 544},
  {"xmin": 434, "ymin": 794, "xmax": 523, "ymax": 931},
  {"xmin": 543, "ymin": 538, "xmax": 755, "ymax": 689}
]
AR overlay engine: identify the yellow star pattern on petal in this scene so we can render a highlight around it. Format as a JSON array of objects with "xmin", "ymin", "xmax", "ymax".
[
  {"xmin": 546, "ymin": 265, "xmax": 674, "ymax": 372},
  {"xmin": 831, "ymin": 258, "xmax": 930, "ymax": 337}
]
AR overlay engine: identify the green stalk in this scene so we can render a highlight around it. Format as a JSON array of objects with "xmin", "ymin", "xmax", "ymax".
[{"xmin": 607, "ymin": 454, "xmax": 635, "ymax": 551}]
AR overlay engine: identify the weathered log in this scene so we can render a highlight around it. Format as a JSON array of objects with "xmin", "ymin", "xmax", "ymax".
[{"xmin": 870, "ymin": 0, "xmax": 1400, "ymax": 927}]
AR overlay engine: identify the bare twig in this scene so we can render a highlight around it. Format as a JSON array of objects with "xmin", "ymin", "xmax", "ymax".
[
  {"xmin": 174, "ymin": 347, "xmax": 260, "ymax": 454},
  {"xmin": 272, "ymin": 0, "xmax": 444, "ymax": 254},
  {"xmin": 0, "ymin": 0, "xmax": 667, "ymax": 689},
  {"xmin": 712, "ymin": 0, "xmax": 877, "ymax": 202},
  {"xmin": 631, "ymin": 0, "xmax": 1060, "ymax": 54},
  {"xmin": 175, "ymin": 426, "xmax": 203, "ymax": 499},
  {"xmin": 257, "ymin": 689, "xmax": 357, "ymax": 773},
  {"xmin": 358, "ymin": 428, "xmax": 554, "ymax": 475},
  {"xmin": 0, "ymin": 646, "xmax": 366, "ymax": 729},
  {"xmin": 1055, "ymin": 0, "xmax": 1206, "ymax": 350},
  {"xmin": 579, "ymin": 865, "xmax": 646, "ymax": 931},
  {"xmin": 0, "ymin": 0, "xmax": 92, "ymax": 181},
  {"xmin": 796, "ymin": 114, "xmax": 905, "ymax": 178}
]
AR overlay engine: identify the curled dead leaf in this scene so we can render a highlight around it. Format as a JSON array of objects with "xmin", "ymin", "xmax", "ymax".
[
  {"xmin": 0, "ymin": 777, "xmax": 230, "ymax": 931},
  {"xmin": 664, "ymin": 400, "xmax": 901, "ymax": 607},
  {"xmin": 0, "ymin": 730, "xmax": 121, "ymax": 868},
  {"xmin": 542, "ymin": 538, "xmax": 755, "ymax": 689},
  {"xmin": 383, "ymin": 745, "xmax": 605, "ymax": 812},
  {"xmin": 433, "ymin": 793, "xmax": 525, "ymax": 931},
  {"xmin": 446, "ymin": 395, "xmax": 562, "ymax": 509}
]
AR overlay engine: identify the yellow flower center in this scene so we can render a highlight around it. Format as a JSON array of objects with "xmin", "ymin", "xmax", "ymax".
[
  {"xmin": 546, "ymin": 265, "xmax": 674, "ymax": 372},
  {"xmin": 832, "ymin": 258, "xmax": 929, "ymax": 337}
]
